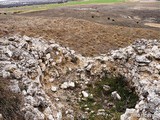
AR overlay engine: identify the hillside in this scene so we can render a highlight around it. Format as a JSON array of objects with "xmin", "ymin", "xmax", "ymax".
[{"xmin": 0, "ymin": 0, "xmax": 160, "ymax": 120}]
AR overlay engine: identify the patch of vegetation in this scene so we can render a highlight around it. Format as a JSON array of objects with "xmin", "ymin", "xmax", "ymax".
[
  {"xmin": 1, "ymin": 0, "xmax": 125, "ymax": 14},
  {"xmin": 0, "ymin": 78, "xmax": 24, "ymax": 120},
  {"xmin": 67, "ymin": 0, "xmax": 124, "ymax": 5},
  {"xmin": 79, "ymin": 76, "xmax": 138, "ymax": 120}
]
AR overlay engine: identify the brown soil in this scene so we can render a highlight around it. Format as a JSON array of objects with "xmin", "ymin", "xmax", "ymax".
[{"xmin": 0, "ymin": 2, "xmax": 160, "ymax": 56}]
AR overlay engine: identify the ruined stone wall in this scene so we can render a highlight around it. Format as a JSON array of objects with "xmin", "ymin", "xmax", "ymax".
[{"xmin": 0, "ymin": 35, "xmax": 160, "ymax": 120}]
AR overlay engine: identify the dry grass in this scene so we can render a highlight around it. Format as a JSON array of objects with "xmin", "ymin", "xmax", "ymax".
[
  {"xmin": 0, "ymin": 78, "xmax": 24, "ymax": 120},
  {"xmin": 0, "ymin": 16, "xmax": 159, "ymax": 56}
]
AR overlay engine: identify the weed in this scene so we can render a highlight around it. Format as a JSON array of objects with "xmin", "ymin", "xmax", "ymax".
[{"xmin": 79, "ymin": 76, "xmax": 138, "ymax": 120}]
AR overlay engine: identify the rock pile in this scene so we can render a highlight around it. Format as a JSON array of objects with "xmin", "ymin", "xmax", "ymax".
[{"xmin": 0, "ymin": 35, "xmax": 159, "ymax": 120}]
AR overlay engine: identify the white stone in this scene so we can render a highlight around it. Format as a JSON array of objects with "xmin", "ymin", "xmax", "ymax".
[
  {"xmin": 68, "ymin": 82, "xmax": 75, "ymax": 88},
  {"xmin": 139, "ymin": 79, "xmax": 149, "ymax": 86},
  {"xmin": 156, "ymin": 65, "xmax": 160, "ymax": 70},
  {"xmin": 23, "ymin": 35, "xmax": 31, "ymax": 41},
  {"xmin": 56, "ymin": 111, "xmax": 62, "ymax": 120},
  {"xmin": 86, "ymin": 64, "xmax": 92, "ymax": 71},
  {"xmin": 97, "ymin": 109, "xmax": 105, "ymax": 116},
  {"xmin": 48, "ymin": 115, "xmax": 54, "ymax": 120},
  {"xmin": 0, "ymin": 114, "xmax": 3, "ymax": 120},
  {"xmin": 153, "ymin": 111, "xmax": 160, "ymax": 120},
  {"xmin": 55, "ymin": 98, "xmax": 60, "ymax": 101},
  {"xmin": 2, "ymin": 70, "xmax": 10, "ymax": 78},
  {"xmin": 33, "ymin": 108, "xmax": 45, "ymax": 120},
  {"xmin": 121, "ymin": 109, "xmax": 138, "ymax": 120},
  {"xmin": 46, "ymin": 53, "xmax": 51, "ymax": 60},
  {"xmin": 4, "ymin": 64, "xmax": 17, "ymax": 72},
  {"xmin": 111, "ymin": 91, "xmax": 121, "ymax": 100},
  {"xmin": 13, "ymin": 69, "xmax": 23, "ymax": 79},
  {"xmin": 136, "ymin": 55, "xmax": 151, "ymax": 64},
  {"xmin": 6, "ymin": 48, "xmax": 13, "ymax": 57},
  {"xmin": 85, "ymin": 108, "xmax": 90, "ymax": 111},
  {"xmin": 51, "ymin": 86, "xmax": 57, "ymax": 92},
  {"xmin": 82, "ymin": 91, "xmax": 89, "ymax": 98},
  {"xmin": 49, "ymin": 78, "xmax": 54, "ymax": 82},
  {"xmin": 98, "ymin": 109, "xmax": 105, "ymax": 112},
  {"xmin": 103, "ymin": 85, "xmax": 110, "ymax": 92},
  {"xmin": 22, "ymin": 90, "xmax": 27, "ymax": 96},
  {"xmin": 60, "ymin": 82, "xmax": 68, "ymax": 89},
  {"xmin": 153, "ymin": 52, "xmax": 160, "ymax": 59},
  {"xmin": 70, "ymin": 50, "xmax": 75, "ymax": 54},
  {"xmin": 40, "ymin": 63, "xmax": 46, "ymax": 72},
  {"xmin": 68, "ymin": 67, "xmax": 72, "ymax": 71},
  {"xmin": 60, "ymin": 81, "xmax": 75, "ymax": 89},
  {"xmin": 43, "ymin": 107, "xmax": 52, "ymax": 115}
]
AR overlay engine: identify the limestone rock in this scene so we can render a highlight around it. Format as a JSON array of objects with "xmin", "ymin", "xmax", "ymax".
[
  {"xmin": 5, "ymin": 48, "xmax": 13, "ymax": 57},
  {"xmin": 121, "ymin": 109, "xmax": 139, "ymax": 120},
  {"xmin": 82, "ymin": 91, "xmax": 89, "ymax": 98},
  {"xmin": 13, "ymin": 69, "xmax": 23, "ymax": 79},
  {"xmin": 48, "ymin": 115, "xmax": 54, "ymax": 120},
  {"xmin": 97, "ymin": 109, "xmax": 105, "ymax": 116},
  {"xmin": 136, "ymin": 55, "xmax": 151, "ymax": 64},
  {"xmin": 46, "ymin": 53, "xmax": 51, "ymax": 60},
  {"xmin": 2, "ymin": 70, "xmax": 10, "ymax": 78},
  {"xmin": 51, "ymin": 86, "xmax": 58, "ymax": 92},
  {"xmin": 40, "ymin": 63, "xmax": 46, "ymax": 72},
  {"xmin": 60, "ymin": 81, "xmax": 75, "ymax": 89},
  {"xmin": 103, "ymin": 85, "xmax": 110, "ymax": 92},
  {"xmin": 0, "ymin": 114, "xmax": 3, "ymax": 120},
  {"xmin": 111, "ymin": 91, "xmax": 121, "ymax": 100}
]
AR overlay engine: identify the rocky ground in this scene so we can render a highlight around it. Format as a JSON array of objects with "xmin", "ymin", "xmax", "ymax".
[
  {"xmin": 0, "ymin": 1, "xmax": 160, "ymax": 120},
  {"xmin": 0, "ymin": 35, "xmax": 160, "ymax": 120}
]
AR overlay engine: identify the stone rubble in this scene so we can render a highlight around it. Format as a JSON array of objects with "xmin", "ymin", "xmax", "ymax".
[{"xmin": 0, "ymin": 35, "xmax": 160, "ymax": 120}]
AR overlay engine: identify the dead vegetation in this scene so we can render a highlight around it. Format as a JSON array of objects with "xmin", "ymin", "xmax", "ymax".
[
  {"xmin": 0, "ymin": 16, "xmax": 160, "ymax": 57},
  {"xmin": 0, "ymin": 2, "xmax": 160, "ymax": 56},
  {"xmin": 0, "ymin": 78, "xmax": 24, "ymax": 120}
]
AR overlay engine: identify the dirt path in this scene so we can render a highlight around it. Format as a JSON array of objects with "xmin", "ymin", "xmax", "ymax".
[{"xmin": 0, "ymin": 2, "xmax": 160, "ymax": 56}]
